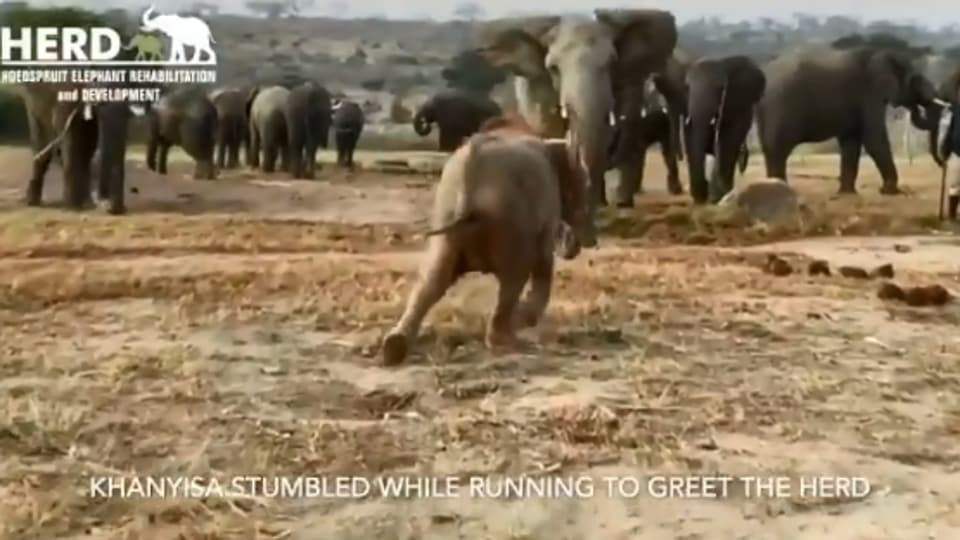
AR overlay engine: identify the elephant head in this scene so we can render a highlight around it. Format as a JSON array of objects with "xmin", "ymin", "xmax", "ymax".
[
  {"xmin": 477, "ymin": 10, "xmax": 678, "ymax": 246},
  {"xmin": 412, "ymin": 96, "xmax": 437, "ymax": 136},
  {"xmin": 922, "ymin": 67, "xmax": 960, "ymax": 166},
  {"xmin": 867, "ymin": 49, "xmax": 941, "ymax": 136},
  {"xmin": 684, "ymin": 55, "xmax": 765, "ymax": 203}
]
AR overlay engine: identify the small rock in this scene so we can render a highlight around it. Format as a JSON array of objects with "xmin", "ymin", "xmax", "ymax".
[
  {"xmin": 877, "ymin": 282, "xmax": 906, "ymax": 301},
  {"xmin": 764, "ymin": 254, "xmax": 792, "ymax": 276},
  {"xmin": 838, "ymin": 266, "xmax": 870, "ymax": 279},
  {"xmin": 717, "ymin": 178, "xmax": 799, "ymax": 223},
  {"xmin": 871, "ymin": 263, "xmax": 894, "ymax": 279},
  {"xmin": 904, "ymin": 285, "xmax": 952, "ymax": 307},
  {"xmin": 808, "ymin": 260, "xmax": 831, "ymax": 276},
  {"xmin": 893, "ymin": 244, "xmax": 911, "ymax": 253}
]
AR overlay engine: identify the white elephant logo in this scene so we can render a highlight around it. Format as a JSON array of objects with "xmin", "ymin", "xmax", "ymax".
[{"xmin": 139, "ymin": 5, "xmax": 216, "ymax": 65}]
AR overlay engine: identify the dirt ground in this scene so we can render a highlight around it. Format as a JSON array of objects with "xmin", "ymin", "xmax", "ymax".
[{"xmin": 0, "ymin": 145, "xmax": 958, "ymax": 540}]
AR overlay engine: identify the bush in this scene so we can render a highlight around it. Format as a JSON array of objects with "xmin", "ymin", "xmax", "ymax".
[{"xmin": 389, "ymin": 96, "xmax": 412, "ymax": 123}]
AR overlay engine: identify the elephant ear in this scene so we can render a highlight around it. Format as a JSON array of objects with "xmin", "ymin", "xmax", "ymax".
[
  {"xmin": 476, "ymin": 16, "xmax": 560, "ymax": 79},
  {"xmin": 594, "ymin": 9, "xmax": 678, "ymax": 76},
  {"xmin": 868, "ymin": 49, "xmax": 928, "ymax": 106}
]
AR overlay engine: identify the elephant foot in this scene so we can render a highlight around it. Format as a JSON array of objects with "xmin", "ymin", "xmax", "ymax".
[
  {"xmin": 381, "ymin": 333, "xmax": 409, "ymax": 366},
  {"xmin": 668, "ymin": 182, "xmax": 684, "ymax": 196},
  {"xmin": 836, "ymin": 187, "xmax": 858, "ymax": 196},
  {"xmin": 615, "ymin": 200, "xmax": 634, "ymax": 209},
  {"xmin": 879, "ymin": 184, "xmax": 901, "ymax": 195},
  {"xmin": 512, "ymin": 303, "xmax": 541, "ymax": 330},
  {"xmin": 485, "ymin": 330, "xmax": 531, "ymax": 353}
]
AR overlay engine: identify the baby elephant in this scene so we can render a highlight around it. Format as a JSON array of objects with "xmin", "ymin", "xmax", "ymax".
[
  {"xmin": 332, "ymin": 99, "xmax": 365, "ymax": 168},
  {"xmin": 381, "ymin": 123, "xmax": 590, "ymax": 365}
]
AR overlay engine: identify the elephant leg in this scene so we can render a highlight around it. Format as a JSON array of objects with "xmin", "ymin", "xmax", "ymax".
[
  {"xmin": 348, "ymin": 133, "xmax": 359, "ymax": 168},
  {"xmin": 248, "ymin": 124, "xmax": 260, "ymax": 168},
  {"xmin": 382, "ymin": 239, "xmax": 461, "ymax": 365},
  {"xmin": 157, "ymin": 142, "xmax": 170, "ymax": 175},
  {"xmin": 215, "ymin": 130, "xmax": 227, "ymax": 169},
  {"xmin": 227, "ymin": 132, "xmax": 240, "ymax": 169},
  {"xmin": 287, "ymin": 123, "xmax": 304, "ymax": 178},
  {"xmin": 303, "ymin": 134, "xmax": 316, "ymax": 179},
  {"xmin": 146, "ymin": 122, "xmax": 159, "ymax": 172},
  {"xmin": 862, "ymin": 119, "xmax": 899, "ymax": 195},
  {"xmin": 61, "ymin": 118, "xmax": 97, "ymax": 210},
  {"xmin": 262, "ymin": 129, "xmax": 277, "ymax": 173},
  {"xmin": 438, "ymin": 129, "xmax": 456, "ymax": 152},
  {"xmin": 486, "ymin": 267, "xmax": 530, "ymax": 350},
  {"xmin": 516, "ymin": 233, "xmax": 554, "ymax": 329},
  {"xmin": 837, "ymin": 136, "xmax": 862, "ymax": 194},
  {"xmin": 25, "ymin": 114, "xmax": 53, "ymax": 206},
  {"xmin": 762, "ymin": 142, "xmax": 789, "ymax": 182},
  {"xmin": 661, "ymin": 135, "xmax": 682, "ymax": 195},
  {"xmin": 711, "ymin": 116, "xmax": 753, "ymax": 203}
]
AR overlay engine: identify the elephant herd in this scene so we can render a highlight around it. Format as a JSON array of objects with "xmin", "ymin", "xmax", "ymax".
[
  {"xmin": 16, "ymin": 80, "xmax": 367, "ymax": 214},
  {"xmin": 412, "ymin": 9, "xmax": 953, "ymax": 219}
]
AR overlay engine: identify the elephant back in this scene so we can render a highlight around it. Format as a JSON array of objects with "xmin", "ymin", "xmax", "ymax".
[{"xmin": 250, "ymin": 86, "xmax": 291, "ymax": 122}]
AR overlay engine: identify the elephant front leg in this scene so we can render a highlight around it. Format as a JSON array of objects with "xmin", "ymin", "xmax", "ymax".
[
  {"xmin": 862, "ymin": 120, "xmax": 900, "ymax": 194},
  {"xmin": 26, "ymin": 116, "xmax": 53, "ymax": 206},
  {"xmin": 157, "ymin": 143, "xmax": 170, "ymax": 175},
  {"xmin": 381, "ymin": 240, "xmax": 460, "ymax": 365},
  {"xmin": 614, "ymin": 155, "xmax": 643, "ymax": 207},
  {"xmin": 61, "ymin": 120, "xmax": 97, "ymax": 210},
  {"xmin": 662, "ymin": 138, "xmax": 683, "ymax": 195},
  {"xmin": 837, "ymin": 136, "xmax": 862, "ymax": 195}
]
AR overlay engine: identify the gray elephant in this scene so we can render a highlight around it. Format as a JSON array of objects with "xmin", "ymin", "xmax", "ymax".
[
  {"xmin": 286, "ymin": 81, "xmax": 332, "ymax": 179},
  {"xmin": 923, "ymin": 66, "xmax": 960, "ymax": 167},
  {"xmin": 146, "ymin": 87, "xmax": 217, "ymax": 180},
  {"xmin": 246, "ymin": 85, "xmax": 290, "ymax": 173},
  {"xmin": 381, "ymin": 125, "xmax": 590, "ymax": 365},
  {"xmin": 613, "ymin": 50, "xmax": 691, "ymax": 203},
  {"xmin": 684, "ymin": 55, "xmax": 766, "ymax": 204},
  {"xmin": 412, "ymin": 89, "xmax": 501, "ymax": 152},
  {"xmin": 477, "ymin": 9, "xmax": 678, "ymax": 247},
  {"xmin": 208, "ymin": 87, "xmax": 248, "ymax": 170},
  {"xmin": 757, "ymin": 46, "xmax": 940, "ymax": 194},
  {"xmin": 19, "ymin": 84, "xmax": 137, "ymax": 214},
  {"xmin": 332, "ymin": 99, "xmax": 365, "ymax": 168}
]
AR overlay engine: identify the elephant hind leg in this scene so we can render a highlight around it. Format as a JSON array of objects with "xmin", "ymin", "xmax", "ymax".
[
  {"xmin": 25, "ymin": 114, "xmax": 53, "ymax": 206},
  {"xmin": 61, "ymin": 117, "xmax": 97, "ymax": 210},
  {"xmin": 486, "ymin": 266, "xmax": 530, "ymax": 350},
  {"xmin": 383, "ymin": 239, "xmax": 461, "ymax": 365},
  {"xmin": 516, "ymin": 231, "xmax": 555, "ymax": 329},
  {"xmin": 248, "ymin": 124, "xmax": 260, "ymax": 168},
  {"xmin": 837, "ymin": 136, "xmax": 862, "ymax": 194}
]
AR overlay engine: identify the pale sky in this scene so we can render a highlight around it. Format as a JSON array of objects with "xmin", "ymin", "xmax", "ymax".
[{"xmin": 22, "ymin": 0, "xmax": 960, "ymax": 27}]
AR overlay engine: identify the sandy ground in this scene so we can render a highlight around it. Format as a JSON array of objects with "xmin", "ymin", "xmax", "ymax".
[{"xmin": 0, "ymin": 145, "xmax": 958, "ymax": 540}]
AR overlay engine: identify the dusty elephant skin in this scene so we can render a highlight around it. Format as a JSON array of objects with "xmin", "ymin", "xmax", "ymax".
[
  {"xmin": 757, "ymin": 46, "xmax": 940, "ymax": 195},
  {"xmin": 18, "ymin": 83, "xmax": 135, "ymax": 214},
  {"xmin": 412, "ymin": 89, "xmax": 502, "ymax": 152},
  {"xmin": 147, "ymin": 87, "xmax": 218, "ymax": 180},
  {"xmin": 381, "ymin": 130, "xmax": 589, "ymax": 365},
  {"xmin": 247, "ymin": 85, "xmax": 292, "ymax": 173},
  {"xmin": 208, "ymin": 87, "xmax": 248, "ymax": 170},
  {"xmin": 477, "ymin": 9, "xmax": 678, "ymax": 246}
]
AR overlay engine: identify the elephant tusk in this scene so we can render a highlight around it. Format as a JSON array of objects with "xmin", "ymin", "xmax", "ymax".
[
  {"xmin": 640, "ymin": 107, "xmax": 647, "ymax": 118},
  {"xmin": 559, "ymin": 104, "xmax": 568, "ymax": 119},
  {"xmin": 933, "ymin": 97, "xmax": 950, "ymax": 107},
  {"xmin": 82, "ymin": 104, "xmax": 93, "ymax": 121},
  {"xmin": 128, "ymin": 104, "xmax": 145, "ymax": 116},
  {"xmin": 608, "ymin": 112, "xmax": 616, "ymax": 126}
]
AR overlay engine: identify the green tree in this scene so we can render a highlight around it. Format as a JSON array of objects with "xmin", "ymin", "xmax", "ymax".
[{"xmin": 441, "ymin": 50, "xmax": 507, "ymax": 96}]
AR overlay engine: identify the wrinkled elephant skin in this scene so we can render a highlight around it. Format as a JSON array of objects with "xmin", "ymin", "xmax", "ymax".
[
  {"xmin": 248, "ymin": 86, "xmax": 291, "ymax": 173},
  {"xmin": 208, "ymin": 87, "xmax": 248, "ymax": 170},
  {"xmin": 286, "ymin": 82, "xmax": 332, "ymax": 179},
  {"xmin": 685, "ymin": 55, "xmax": 766, "ymax": 204}
]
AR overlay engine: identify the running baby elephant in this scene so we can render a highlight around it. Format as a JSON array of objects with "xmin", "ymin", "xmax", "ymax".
[{"xmin": 380, "ymin": 119, "xmax": 591, "ymax": 365}]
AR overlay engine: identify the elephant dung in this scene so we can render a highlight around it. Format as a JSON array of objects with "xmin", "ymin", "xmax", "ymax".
[
  {"xmin": 838, "ymin": 266, "xmax": 870, "ymax": 279},
  {"xmin": 871, "ymin": 263, "xmax": 895, "ymax": 279},
  {"xmin": 763, "ymin": 254, "xmax": 793, "ymax": 277},
  {"xmin": 903, "ymin": 285, "xmax": 953, "ymax": 307},
  {"xmin": 808, "ymin": 260, "xmax": 831, "ymax": 276},
  {"xmin": 717, "ymin": 178, "xmax": 799, "ymax": 224},
  {"xmin": 877, "ymin": 282, "xmax": 907, "ymax": 302}
]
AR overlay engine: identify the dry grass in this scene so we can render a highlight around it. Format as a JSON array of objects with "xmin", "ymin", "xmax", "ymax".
[{"xmin": 0, "ymin": 151, "xmax": 959, "ymax": 539}]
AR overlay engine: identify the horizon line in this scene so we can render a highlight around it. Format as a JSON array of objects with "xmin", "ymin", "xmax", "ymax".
[{"xmin": 0, "ymin": 61, "xmax": 217, "ymax": 67}]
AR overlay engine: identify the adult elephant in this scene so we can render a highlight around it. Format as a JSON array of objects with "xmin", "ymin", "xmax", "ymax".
[
  {"xmin": 477, "ymin": 9, "xmax": 678, "ymax": 246},
  {"xmin": 18, "ymin": 84, "xmax": 139, "ymax": 214},
  {"xmin": 685, "ymin": 55, "xmax": 766, "ymax": 204},
  {"xmin": 208, "ymin": 87, "xmax": 247, "ymax": 169},
  {"xmin": 146, "ymin": 86, "xmax": 217, "ymax": 180},
  {"xmin": 286, "ymin": 81, "xmax": 332, "ymax": 179},
  {"xmin": 412, "ymin": 89, "xmax": 501, "ymax": 152},
  {"xmin": 757, "ymin": 46, "xmax": 941, "ymax": 194},
  {"xmin": 612, "ymin": 50, "xmax": 690, "ymax": 203},
  {"xmin": 332, "ymin": 99, "xmax": 365, "ymax": 168},
  {"xmin": 246, "ymin": 85, "xmax": 290, "ymax": 173}
]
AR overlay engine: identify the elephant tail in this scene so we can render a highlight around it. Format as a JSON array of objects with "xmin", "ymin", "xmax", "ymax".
[{"xmin": 425, "ymin": 134, "xmax": 487, "ymax": 236}]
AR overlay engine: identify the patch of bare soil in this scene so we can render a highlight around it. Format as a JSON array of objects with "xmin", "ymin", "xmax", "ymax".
[{"xmin": 0, "ymin": 147, "xmax": 958, "ymax": 539}]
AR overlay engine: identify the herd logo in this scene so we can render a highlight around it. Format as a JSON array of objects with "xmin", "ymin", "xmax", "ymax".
[{"xmin": 0, "ymin": 5, "xmax": 217, "ymax": 66}]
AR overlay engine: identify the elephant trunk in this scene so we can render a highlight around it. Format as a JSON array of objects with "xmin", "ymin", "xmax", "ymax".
[
  {"xmin": 685, "ymin": 84, "xmax": 724, "ymax": 204},
  {"xmin": 412, "ymin": 108, "xmax": 432, "ymax": 136}
]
